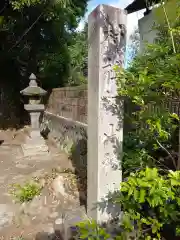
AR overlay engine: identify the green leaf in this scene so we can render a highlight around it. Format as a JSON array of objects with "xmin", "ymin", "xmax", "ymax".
[
  {"xmin": 133, "ymin": 189, "xmax": 139, "ymax": 201},
  {"xmin": 171, "ymin": 113, "xmax": 180, "ymax": 121},
  {"xmin": 176, "ymin": 226, "xmax": 180, "ymax": 236},
  {"xmin": 139, "ymin": 189, "xmax": 146, "ymax": 203}
]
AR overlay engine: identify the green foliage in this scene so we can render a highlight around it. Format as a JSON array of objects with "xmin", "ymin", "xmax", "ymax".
[
  {"xmin": 123, "ymin": 133, "xmax": 155, "ymax": 177},
  {"xmin": 10, "ymin": 181, "xmax": 42, "ymax": 202},
  {"xmin": 12, "ymin": 237, "xmax": 25, "ymax": 240},
  {"xmin": 67, "ymin": 67, "xmax": 87, "ymax": 86},
  {"xmin": 115, "ymin": 167, "xmax": 180, "ymax": 239},
  {"xmin": 115, "ymin": 0, "xmax": 180, "ymax": 173},
  {"xmin": 77, "ymin": 168, "xmax": 180, "ymax": 239},
  {"xmin": 0, "ymin": 0, "xmax": 88, "ymax": 127},
  {"xmin": 67, "ymin": 23, "xmax": 88, "ymax": 86},
  {"xmin": 11, "ymin": 0, "xmax": 71, "ymax": 10},
  {"xmin": 11, "ymin": 0, "xmax": 44, "ymax": 9},
  {"xmin": 76, "ymin": 220, "xmax": 111, "ymax": 240},
  {"xmin": 0, "ymin": 0, "xmax": 88, "ymax": 89}
]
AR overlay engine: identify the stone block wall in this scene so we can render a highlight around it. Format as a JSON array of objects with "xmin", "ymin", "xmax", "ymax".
[
  {"xmin": 46, "ymin": 85, "xmax": 87, "ymax": 123},
  {"xmin": 43, "ymin": 85, "xmax": 88, "ymax": 169},
  {"xmin": 43, "ymin": 112, "xmax": 87, "ymax": 168}
]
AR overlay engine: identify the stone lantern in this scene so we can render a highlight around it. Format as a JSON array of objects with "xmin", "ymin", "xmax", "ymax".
[{"xmin": 20, "ymin": 73, "xmax": 49, "ymax": 157}]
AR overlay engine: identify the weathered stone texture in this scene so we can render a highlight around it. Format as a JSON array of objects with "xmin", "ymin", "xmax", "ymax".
[
  {"xmin": 87, "ymin": 4, "xmax": 127, "ymax": 221},
  {"xmin": 20, "ymin": 74, "xmax": 49, "ymax": 158},
  {"xmin": 43, "ymin": 112, "xmax": 87, "ymax": 169},
  {"xmin": 46, "ymin": 85, "xmax": 87, "ymax": 124}
]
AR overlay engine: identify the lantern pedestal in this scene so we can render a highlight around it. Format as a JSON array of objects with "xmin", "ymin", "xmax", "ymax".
[
  {"xmin": 22, "ymin": 104, "xmax": 49, "ymax": 157},
  {"xmin": 20, "ymin": 74, "xmax": 49, "ymax": 159}
]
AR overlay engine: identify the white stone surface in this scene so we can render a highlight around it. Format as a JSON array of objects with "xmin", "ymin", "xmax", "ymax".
[
  {"xmin": 52, "ymin": 176, "xmax": 67, "ymax": 197},
  {"xmin": 55, "ymin": 217, "xmax": 63, "ymax": 225},
  {"xmin": 138, "ymin": 10, "xmax": 158, "ymax": 52},
  {"xmin": 87, "ymin": 4, "xmax": 126, "ymax": 222},
  {"xmin": 22, "ymin": 135, "xmax": 49, "ymax": 157}
]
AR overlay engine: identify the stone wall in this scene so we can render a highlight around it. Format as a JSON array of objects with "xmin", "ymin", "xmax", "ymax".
[
  {"xmin": 46, "ymin": 85, "xmax": 87, "ymax": 123},
  {"xmin": 43, "ymin": 85, "xmax": 88, "ymax": 169}
]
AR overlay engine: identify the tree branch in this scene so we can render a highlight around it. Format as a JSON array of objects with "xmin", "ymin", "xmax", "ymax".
[
  {"xmin": 8, "ymin": 12, "xmax": 43, "ymax": 52},
  {"xmin": 0, "ymin": 0, "xmax": 8, "ymax": 15},
  {"xmin": 161, "ymin": 0, "xmax": 176, "ymax": 54},
  {"xmin": 0, "ymin": 5, "xmax": 7, "ymax": 15},
  {"xmin": 156, "ymin": 139, "xmax": 177, "ymax": 170}
]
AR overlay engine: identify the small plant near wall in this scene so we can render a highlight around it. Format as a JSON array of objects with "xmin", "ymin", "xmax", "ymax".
[
  {"xmin": 11, "ymin": 237, "xmax": 25, "ymax": 240},
  {"xmin": 10, "ymin": 181, "xmax": 42, "ymax": 203},
  {"xmin": 76, "ymin": 219, "xmax": 112, "ymax": 240}
]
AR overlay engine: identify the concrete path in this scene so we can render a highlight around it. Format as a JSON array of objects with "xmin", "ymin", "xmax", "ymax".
[{"xmin": 0, "ymin": 129, "xmax": 86, "ymax": 239}]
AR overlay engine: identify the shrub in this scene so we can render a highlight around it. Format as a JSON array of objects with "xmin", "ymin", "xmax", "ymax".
[
  {"xmin": 117, "ymin": 167, "xmax": 180, "ymax": 239},
  {"xmin": 122, "ymin": 133, "xmax": 155, "ymax": 177},
  {"xmin": 76, "ymin": 219, "xmax": 112, "ymax": 240},
  {"xmin": 10, "ymin": 181, "xmax": 42, "ymax": 203},
  {"xmin": 77, "ymin": 168, "xmax": 180, "ymax": 239},
  {"xmin": 114, "ymin": 1, "xmax": 180, "ymax": 173}
]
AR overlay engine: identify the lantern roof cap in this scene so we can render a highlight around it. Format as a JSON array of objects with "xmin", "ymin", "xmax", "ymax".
[{"xmin": 20, "ymin": 73, "xmax": 47, "ymax": 96}]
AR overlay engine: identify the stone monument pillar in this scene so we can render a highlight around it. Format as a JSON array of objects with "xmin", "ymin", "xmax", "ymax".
[
  {"xmin": 20, "ymin": 73, "xmax": 49, "ymax": 157},
  {"xmin": 87, "ymin": 5, "xmax": 127, "ymax": 221}
]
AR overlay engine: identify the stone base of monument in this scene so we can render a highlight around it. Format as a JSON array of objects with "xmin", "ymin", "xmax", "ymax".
[
  {"xmin": 21, "ymin": 134, "xmax": 49, "ymax": 158},
  {"xmin": 22, "ymin": 143, "xmax": 49, "ymax": 157}
]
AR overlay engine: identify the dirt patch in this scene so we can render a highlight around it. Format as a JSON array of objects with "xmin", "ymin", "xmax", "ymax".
[{"xmin": 0, "ymin": 129, "xmax": 87, "ymax": 239}]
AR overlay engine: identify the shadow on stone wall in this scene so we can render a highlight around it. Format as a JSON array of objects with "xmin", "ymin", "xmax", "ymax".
[{"xmin": 69, "ymin": 136, "xmax": 87, "ymax": 208}]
